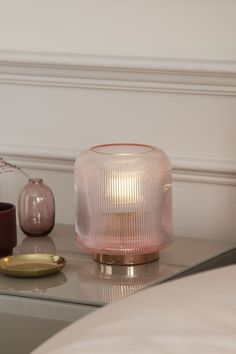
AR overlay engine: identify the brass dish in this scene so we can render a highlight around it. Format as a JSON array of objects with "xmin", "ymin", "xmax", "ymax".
[{"xmin": 0, "ymin": 254, "xmax": 66, "ymax": 278}]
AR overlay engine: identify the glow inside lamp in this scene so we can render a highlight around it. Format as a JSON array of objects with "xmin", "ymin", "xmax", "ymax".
[{"xmin": 74, "ymin": 144, "xmax": 172, "ymax": 265}]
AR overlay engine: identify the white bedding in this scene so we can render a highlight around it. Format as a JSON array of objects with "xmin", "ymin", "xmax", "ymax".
[{"xmin": 32, "ymin": 265, "xmax": 236, "ymax": 354}]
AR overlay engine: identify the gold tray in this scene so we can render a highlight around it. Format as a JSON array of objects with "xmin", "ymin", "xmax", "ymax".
[{"xmin": 0, "ymin": 254, "xmax": 66, "ymax": 278}]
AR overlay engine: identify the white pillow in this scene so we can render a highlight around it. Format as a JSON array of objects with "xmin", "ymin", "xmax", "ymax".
[{"xmin": 32, "ymin": 265, "xmax": 236, "ymax": 354}]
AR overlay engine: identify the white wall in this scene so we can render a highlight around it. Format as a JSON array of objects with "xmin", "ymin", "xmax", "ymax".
[
  {"xmin": 0, "ymin": 0, "xmax": 236, "ymax": 242},
  {"xmin": 0, "ymin": 0, "xmax": 236, "ymax": 60}
]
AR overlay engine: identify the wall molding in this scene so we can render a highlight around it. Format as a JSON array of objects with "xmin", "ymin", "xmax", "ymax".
[
  {"xmin": 1, "ymin": 51, "xmax": 236, "ymax": 185},
  {"xmin": 1, "ymin": 143, "xmax": 236, "ymax": 186},
  {"xmin": 0, "ymin": 50, "xmax": 236, "ymax": 95}
]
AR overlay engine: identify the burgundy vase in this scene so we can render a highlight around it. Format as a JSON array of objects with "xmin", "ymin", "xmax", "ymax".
[
  {"xmin": 0, "ymin": 202, "xmax": 17, "ymax": 256},
  {"xmin": 18, "ymin": 178, "xmax": 55, "ymax": 237}
]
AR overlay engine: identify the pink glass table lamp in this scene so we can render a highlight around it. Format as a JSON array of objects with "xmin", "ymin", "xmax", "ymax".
[{"xmin": 74, "ymin": 144, "xmax": 172, "ymax": 265}]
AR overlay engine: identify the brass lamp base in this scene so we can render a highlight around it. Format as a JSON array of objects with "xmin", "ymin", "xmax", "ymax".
[{"xmin": 94, "ymin": 252, "xmax": 159, "ymax": 266}]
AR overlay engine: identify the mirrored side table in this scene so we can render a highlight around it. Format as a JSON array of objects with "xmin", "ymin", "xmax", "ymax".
[{"xmin": 0, "ymin": 224, "xmax": 235, "ymax": 354}]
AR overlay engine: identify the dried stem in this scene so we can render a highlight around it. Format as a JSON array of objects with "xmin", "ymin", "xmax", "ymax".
[{"xmin": 0, "ymin": 157, "xmax": 30, "ymax": 179}]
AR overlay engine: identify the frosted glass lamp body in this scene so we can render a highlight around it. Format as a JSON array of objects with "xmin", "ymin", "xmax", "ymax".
[{"xmin": 74, "ymin": 144, "xmax": 172, "ymax": 264}]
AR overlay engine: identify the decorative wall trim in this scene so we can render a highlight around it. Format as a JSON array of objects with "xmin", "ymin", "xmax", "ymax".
[
  {"xmin": 1, "ymin": 144, "xmax": 236, "ymax": 186},
  {"xmin": 0, "ymin": 50, "xmax": 236, "ymax": 95}
]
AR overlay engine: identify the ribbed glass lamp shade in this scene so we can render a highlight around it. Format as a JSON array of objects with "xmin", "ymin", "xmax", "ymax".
[{"xmin": 74, "ymin": 144, "xmax": 172, "ymax": 265}]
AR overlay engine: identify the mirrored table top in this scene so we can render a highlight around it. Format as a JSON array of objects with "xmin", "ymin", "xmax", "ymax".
[{"xmin": 0, "ymin": 224, "xmax": 235, "ymax": 307}]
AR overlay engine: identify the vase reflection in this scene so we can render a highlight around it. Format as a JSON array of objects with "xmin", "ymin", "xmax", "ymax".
[{"xmin": 20, "ymin": 236, "xmax": 56, "ymax": 255}]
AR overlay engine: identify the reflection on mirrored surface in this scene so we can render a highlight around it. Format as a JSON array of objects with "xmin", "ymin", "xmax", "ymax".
[
  {"xmin": 0, "ymin": 272, "xmax": 67, "ymax": 295},
  {"xmin": 1, "ymin": 225, "xmax": 234, "ymax": 307},
  {"xmin": 0, "ymin": 271, "xmax": 67, "ymax": 294},
  {"xmin": 77, "ymin": 260, "xmax": 181, "ymax": 303},
  {"xmin": 20, "ymin": 236, "xmax": 56, "ymax": 255}
]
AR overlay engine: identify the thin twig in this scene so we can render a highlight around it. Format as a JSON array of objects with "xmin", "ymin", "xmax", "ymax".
[{"xmin": 0, "ymin": 157, "xmax": 29, "ymax": 178}]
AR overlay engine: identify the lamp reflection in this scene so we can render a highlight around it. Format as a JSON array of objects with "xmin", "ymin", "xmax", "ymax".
[
  {"xmin": 95, "ymin": 262, "xmax": 160, "ymax": 303},
  {"xmin": 77, "ymin": 260, "xmax": 173, "ymax": 304},
  {"xmin": 20, "ymin": 236, "xmax": 56, "ymax": 255}
]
